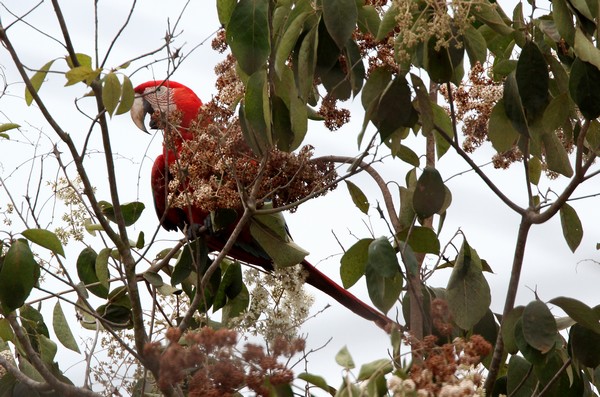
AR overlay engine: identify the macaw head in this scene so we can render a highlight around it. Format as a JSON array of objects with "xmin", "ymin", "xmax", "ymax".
[{"xmin": 131, "ymin": 80, "xmax": 203, "ymax": 135}]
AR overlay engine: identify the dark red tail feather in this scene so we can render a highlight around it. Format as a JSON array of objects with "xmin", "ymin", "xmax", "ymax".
[{"xmin": 205, "ymin": 235, "xmax": 393, "ymax": 331}]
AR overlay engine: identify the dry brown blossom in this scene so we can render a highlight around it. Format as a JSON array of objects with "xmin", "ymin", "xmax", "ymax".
[
  {"xmin": 165, "ymin": 102, "xmax": 337, "ymax": 214},
  {"xmin": 440, "ymin": 62, "xmax": 504, "ymax": 153},
  {"xmin": 430, "ymin": 298, "xmax": 453, "ymax": 337},
  {"xmin": 318, "ymin": 93, "xmax": 351, "ymax": 131},
  {"xmin": 404, "ymin": 332, "xmax": 491, "ymax": 396},
  {"xmin": 145, "ymin": 327, "xmax": 304, "ymax": 396}
]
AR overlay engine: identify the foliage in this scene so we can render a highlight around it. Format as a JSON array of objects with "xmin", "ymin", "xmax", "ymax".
[{"xmin": 1, "ymin": 0, "xmax": 600, "ymax": 396}]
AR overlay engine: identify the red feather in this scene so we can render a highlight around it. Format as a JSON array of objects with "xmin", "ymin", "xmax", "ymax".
[{"xmin": 135, "ymin": 80, "xmax": 393, "ymax": 331}]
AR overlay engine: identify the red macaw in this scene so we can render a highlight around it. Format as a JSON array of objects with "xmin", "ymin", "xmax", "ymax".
[{"xmin": 131, "ymin": 80, "xmax": 393, "ymax": 331}]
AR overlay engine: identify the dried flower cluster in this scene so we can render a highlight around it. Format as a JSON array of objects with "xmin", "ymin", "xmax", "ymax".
[
  {"xmin": 318, "ymin": 93, "xmax": 351, "ymax": 131},
  {"xmin": 145, "ymin": 327, "xmax": 304, "ymax": 396},
  {"xmin": 231, "ymin": 266, "xmax": 314, "ymax": 341},
  {"xmin": 440, "ymin": 62, "xmax": 526, "ymax": 170},
  {"xmin": 390, "ymin": 334, "xmax": 490, "ymax": 396},
  {"xmin": 167, "ymin": 104, "xmax": 337, "ymax": 214},
  {"xmin": 92, "ymin": 330, "xmax": 140, "ymax": 395},
  {"xmin": 386, "ymin": 298, "xmax": 491, "ymax": 396},
  {"xmin": 50, "ymin": 176, "xmax": 93, "ymax": 244},
  {"xmin": 393, "ymin": 0, "xmax": 482, "ymax": 63},
  {"xmin": 1, "ymin": 202, "xmax": 14, "ymax": 226},
  {"xmin": 213, "ymin": 53, "xmax": 244, "ymax": 109},
  {"xmin": 440, "ymin": 63, "xmax": 502, "ymax": 152}
]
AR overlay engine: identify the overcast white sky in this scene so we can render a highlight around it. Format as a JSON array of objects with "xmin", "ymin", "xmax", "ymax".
[{"xmin": 1, "ymin": 0, "xmax": 600, "ymax": 394}]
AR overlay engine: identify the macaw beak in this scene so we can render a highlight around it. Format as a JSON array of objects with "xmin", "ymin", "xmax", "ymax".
[{"xmin": 130, "ymin": 95, "xmax": 155, "ymax": 133}]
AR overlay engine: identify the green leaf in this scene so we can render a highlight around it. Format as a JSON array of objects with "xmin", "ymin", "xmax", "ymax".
[
  {"xmin": 226, "ymin": 0, "xmax": 270, "ymax": 75},
  {"xmin": 0, "ymin": 318, "xmax": 15, "ymax": 343},
  {"xmin": 376, "ymin": 4, "xmax": 399, "ymax": 41},
  {"xmin": 411, "ymin": 73, "xmax": 434, "ymax": 136},
  {"xmin": 488, "ymin": 99, "xmax": 519, "ymax": 152},
  {"xmin": 397, "ymin": 226, "xmax": 440, "ymax": 254},
  {"xmin": 528, "ymin": 156, "xmax": 542, "ymax": 185},
  {"xmin": 549, "ymin": 296, "xmax": 600, "ymax": 333},
  {"xmin": 570, "ymin": 323, "xmax": 600, "ymax": 367},
  {"xmin": 0, "ymin": 240, "xmax": 40, "ymax": 313},
  {"xmin": 65, "ymin": 65, "xmax": 100, "ymax": 86},
  {"xmin": 340, "ymin": 238, "xmax": 372, "ymax": 288},
  {"xmin": 357, "ymin": 5, "xmax": 380, "ymax": 36},
  {"xmin": 217, "ymin": 0, "xmax": 237, "ymax": 27},
  {"xmin": 37, "ymin": 334, "xmax": 57, "ymax": 364},
  {"xmin": 522, "ymin": 300, "xmax": 557, "ymax": 353},
  {"xmin": 447, "ymin": 240, "xmax": 491, "ymax": 330},
  {"xmin": 393, "ymin": 144, "xmax": 420, "ymax": 167},
  {"xmin": 275, "ymin": 11, "xmax": 309, "ymax": 77},
  {"xmin": 143, "ymin": 272, "xmax": 164, "ymax": 287},
  {"xmin": 99, "ymin": 201, "xmax": 145, "ymax": 226},
  {"xmin": 493, "ymin": 59, "xmax": 517, "ymax": 76},
  {"xmin": 345, "ymin": 39, "xmax": 365, "ymax": 97},
  {"xmin": 542, "ymin": 93, "xmax": 570, "ymax": 134},
  {"xmin": 21, "ymin": 228, "xmax": 65, "ymax": 258},
  {"xmin": 25, "ymin": 59, "xmax": 55, "ymax": 106},
  {"xmin": 399, "ymin": 241, "xmax": 419, "ymax": 276},
  {"xmin": 501, "ymin": 306, "xmax": 525, "ymax": 354},
  {"xmin": 323, "ymin": 0, "xmax": 357, "ymax": 49},
  {"xmin": 213, "ymin": 262, "xmax": 243, "ymax": 311},
  {"xmin": 357, "ymin": 359, "xmax": 393, "ymax": 380},
  {"xmin": 425, "ymin": 34, "xmax": 464, "ymax": 84},
  {"xmin": 463, "ymin": 25, "xmax": 487, "ymax": 65},
  {"xmin": 574, "ymin": 28, "xmax": 600, "ymax": 70},
  {"xmin": 297, "ymin": 373, "xmax": 333, "ymax": 393},
  {"xmin": 102, "ymin": 72, "xmax": 121, "ymax": 117},
  {"xmin": 398, "ymin": 185, "xmax": 416, "ymax": 232},
  {"xmin": 65, "ymin": 53, "xmax": 92, "ymax": 69},
  {"xmin": 171, "ymin": 241, "xmax": 202, "ymax": 286},
  {"xmin": 0, "ymin": 123, "xmax": 20, "ymax": 134},
  {"xmin": 469, "ymin": 0, "xmax": 513, "ymax": 36},
  {"xmin": 559, "ymin": 203, "xmax": 583, "ymax": 252},
  {"xmin": 250, "ymin": 211, "xmax": 309, "ymax": 267},
  {"xmin": 345, "ymin": 181, "xmax": 369, "ymax": 214},
  {"xmin": 272, "ymin": 68, "xmax": 307, "ymax": 151},
  {"xmin": 507, "ymin": 355, "xmax": 537, "ymax": 397},
  {"xmin": 297, "ymin": 24, "xmax": 318, "ymax": 101},
  {"xmin": 95, "ymin": 248, "xmax": 111, "ymax": 291},
  {"xmin": 569, "ymin": 57, "xmax": 600, "ymax": 120},
  {"xmin": 371, "ymin": 74, "xmax": 415, "ymax": 140},
  {"xmin": 243, "ymin": 69, "xmax": 271, "ymax": 155},
  {"xmin": 431, "ymin": 103, "xmax": 452, "ymax": 158},
  {"xmin": 365, "ymin": 261, "xmax": 403, "ymax": 313},
  {"xmin": 335, "ymin": 345, "xmax": 355, "ymax": 369},
  {"xmin": 503, "ymin": 71, "xmax": 529, "ymax": 136},
  {"xmin": 516, "ymin": 41, "xmax": 548, "ymax": 121},
  {"xmin": 586, "ymin": 120, "xmax": 600, "ymax": 152},
  {"xmin": 541, "ymin": 132, "xmax": 573, "ymax": 177},
  {"xmin": 76, "ymin": 247, "xmax": 108, "ymax": 298},
  {"xmin": 115, "ymin": 75, "xmax": 135, "ymax": 115},
  {"xmin": 53, "ymin": 301, "xmax": 80, "ymax": 353},
  {"xmin": 512, "ymin": 3, "xmax": 526, "ymax": 48},
  {"xmin": 221, "ymin": 284, "xmax": 250, "ymax": 323},
  {"xmin": 412, "ymin": 166, "xmax": 446, "ymax": 219},
  {"xmin": 361, "ymin": 67, "xmax": 392, "ymax": 111},
  {"xmin": 551, "ymin": 0, "xmax": 575, "ymax": 45},
  {"xmin": 367, "ymin": 237, "xmax": 399, "ymax": 277}
]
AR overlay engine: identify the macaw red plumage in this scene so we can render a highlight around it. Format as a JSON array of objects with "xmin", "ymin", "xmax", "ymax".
[{"xmin": 131, "ymin": 80, "xmax": 393, "ymax": 331}]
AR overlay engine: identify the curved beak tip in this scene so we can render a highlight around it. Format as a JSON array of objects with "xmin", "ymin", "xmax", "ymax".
[{"xmin": 130, "ymin": 96, "xmax": 149, "ymax": 133}]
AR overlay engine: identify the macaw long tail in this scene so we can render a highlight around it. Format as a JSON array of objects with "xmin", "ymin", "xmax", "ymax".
[
  {"xmin": 301, "ymin": 259, "xmax": 394, "ymax": 332},
  {"xmin": 205, "ymin": 239, "xmax": 393, "ymax": 331}
]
